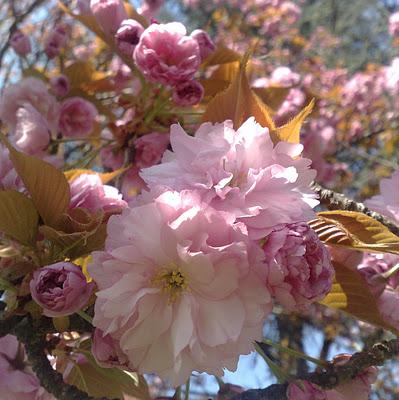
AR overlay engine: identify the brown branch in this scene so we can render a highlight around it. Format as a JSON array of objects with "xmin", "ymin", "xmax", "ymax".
[{"xmin": 312, "ymin": 182, "xmax": 399, "ymax": 237}]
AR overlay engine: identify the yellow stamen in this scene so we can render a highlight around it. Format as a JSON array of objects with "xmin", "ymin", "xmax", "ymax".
[{"xmin": 152, "ymin": 267, "xmax": 188, "ymax": 303}]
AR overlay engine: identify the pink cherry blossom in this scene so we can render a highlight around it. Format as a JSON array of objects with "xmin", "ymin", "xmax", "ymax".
[
  {"xmin": 0, "ymin": 145, "xmax": 22, "ymax": 191},
  {"xmin": 365, "ymin": 170, "xmax": 399, "ymax": 224},
  {"xmin": 10, "ymin": 31, "xmax": 31, "ymax": 56},
  {"xmin": 0, "ymin": 78, "xmax": 59, "ymax": 130},
  {"xmin": 134, "ymin": 22, "xmax": 200, "ymax": 86},
  {"xmin": 263, "ymin": 222, "xmax": 333, "ymax": 311},
  {"xmin": 44, "ymin": 23, "xmax": 69, "ymax": 59},
  {"xmin": 69, "ymin": 173, "xmax": 127, "ymax": 214},
  {"xmin": 172, "ymin": 80, "xmax": 204, "ymax": 106},
  {"xmin": 141, "ymin": 118, "xmax": 318, "ymax": 239},
  {"xmin": 389, "ymin": 12, "xmax": 399, "ymax": 37},
  {"xmin": 134, "ymin": 132, "xmax": 170, "ymax": 168},
  {"xmin": 138, "ymin": 0, "xmax": 164, "ymax": 18},
  {"xmin": 30, "ymin": 262, "xmax": 95, "ymax": 317},
  {"xmin": 0, "ymin": 335, "xmax": 54, "ymax": 400},
  {"xmin": 190, "ymin": 29, "xmax": 216, "ymax": 61},
  {"xmin": 88, "ymin": 190, "xmax": 272, "ymax": 386},
  {"xmin": 49, "ymin": 75, "xmax": 70, "ymax": 97},
  {"xmin": 58, "ymin": 97, "xmax": 98, "ymax": 137},
  {"xmin": 378, "ymin": 288, "xmax": 399, "ymax": 329},
  {"xmin": 92, "ymin": 328, "xmax": 131, "ymax": 369},
  {"xmin": 14, "ymin": 103, "xmax": 51, "ymax": 155},
  {"xmin": 90, "ymin": 0, "xmax": 128, "ymax": 35},
  {"xmin": 115, "ymin": 19, "xmax": 144, "ymax": 56}
]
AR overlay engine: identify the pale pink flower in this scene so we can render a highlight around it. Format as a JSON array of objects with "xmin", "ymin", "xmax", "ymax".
[
  {"xmin": 190, "ymin": 29, "xmax": 216, "ymax": 61},
  {"xmin": 0, "ymin": 78, "xmax": 59, "ymax": 130},
  {"xmin": 121, "ymin": 166, "xmax": 147, "ymax": 200},
  {"xmin": 10, "ymin": 31, "xmax": 31, "ymax": 56},
  {"xmin": 134, "ymin": 22, "xmax": 200, "ymax": 86},
  {"xmin": 58, "ymin": 97, "xmax": 98, "ymax": 137},
  {"xmin": 90, "ymin": 0, "xmax": 128, "ymax": 35},
  {"xmin": 69, "ymin": 173, "xmax": 127, "ymax": 214},
  {"xmin": 115, "ymin": 19, "xmax": 144, "ymax": 56},
  {"xmin": 365, "ymin": 170, "xmax": 399, "ymax": 224},
  {"xmin": 172, "ymin": 80, "xmax": 204, "ymax": 106},
  {"xmin": 0, "ymin": 145, "xmax": 22, "ymax": 191},
  {"xmin": 100, "ymin": 145, "xmax": 124, "ymax": 170},
  {"xmin": 141, "ymin": 118, "xmax": 318, "ymax": 239},
  {"xmin": 0, "ymin": 335, "xmax": 54, "ymax": 400},
  {"xmin": 92, "ymin": 328, "xmax": 130, "ymax": 369},
  {"xmin": 138, "ymin": 0, "xmax": 164, "ymax": 18},
  {"xmin": 385, "ymin": 58, "xmax": 399, "ymax": 95},
  {"xmin": 49, "ymin": 75, "xmax": 70, "ymax": 97},
  {"xmin": 269, "ymin": 66, "xmax": 300, "ymax": 87},
  {"xmin": 287, "ymin": 380, "xmax": 326, "ymax": 400},
  {"xmin": 263, "ymin": 222, "xmax": 333, "ymax": 311},
  {"xmin": 30, "ymin": 262, "xmax": 95, "ymax": 317},
  {"xmin": 14, "ymin": 104, "xmax": 51, "ymax": 155},
  {"xmin": 88, "ymin": 190, "xmax": 272, "ymax": 385},
  {"xmin": 134, "ymin": 132, "xmax": 170, "ymax": 168},
  {"xmin": 389, "ymin": 12, "xmax": 399, "ymax": 37}
]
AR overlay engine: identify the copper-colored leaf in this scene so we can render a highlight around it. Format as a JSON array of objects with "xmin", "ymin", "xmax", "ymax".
[
  {"xmin": 202, "ymin": 52, "xmax": 275, "ymax": 130},
  {"xmin": 253, "ymin": 86, "xmax": 290, "ymax": 112},
  {"xmin": 64, "ymin": 168, "xmax": 128, "ymax": 184},
  {"xmin": 202, "ymin": 45, "xmax": 241, "ymax": 66},
  {"xmin": 0, "ymin": 136, "xmax": 70, "ymax": 227},
  {"xmin": 0, "ymin": 190, "xmax": 39, "ymax": 246},
  {"xmin": 309, "ymin": 210, "xmax": 399, "ymax": 255},
  {"xmin": 270, "ymin": 98, "xmax": 314, "ymax": 144},
  {"xmin": 321, "ymin": 261, "xmax": 397, "ymax": 333}
]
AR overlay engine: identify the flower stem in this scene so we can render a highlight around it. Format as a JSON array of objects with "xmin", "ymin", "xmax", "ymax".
[{"xmin": 76, "ymin": 310, "xmax": 93, "ymax": 325}]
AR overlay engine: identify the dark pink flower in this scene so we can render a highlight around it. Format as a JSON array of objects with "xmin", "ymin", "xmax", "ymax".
[
  {"xmin": 190, "ymin": 29, "xmax": 216, "ymax": 61},
  {"xmin": 10, "ymin": 31, "xmax": 31, "ymax": 56},
  {"xmin": 44, "ymin": 23, "xmax": 69, "ymax": 59},
  {"xmin": 133, "ymin": 22, "xmax": 200, "ymax": 86},
  {"xmin": 90, "ymin": 0, "xmax": 128, "ymax": 35},
  {"xmin": 172, "ymin": 80, "xmax": 204, "ymax": 106},
  {"xmin": 50, "ymin": 75, "xmax": 70, "ymax": 97},
  {"xmin": 30, "ymin": 262, "xmax": 94, "ymax": 317},
  {"xmin": 115, "ymin": 19, "xmax": 144, "ymax": 56},
  {"xmin": 263, "ymin": 222, "xmax": 334, "ymax": 312},
  {"xmin": 59, "ymin": 97, "xmax": 98, "ymax": 137}
]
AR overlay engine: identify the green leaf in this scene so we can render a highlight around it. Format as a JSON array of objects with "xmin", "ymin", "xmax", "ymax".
[
  {"xmin": 0, "ymin": 136, "xmax": 70, "ymax": 227},
  {"xmin": 0, "ymin": 190, "xmax": 39, "ymax": 245},
  {"xmin": 66, "ymin": 353, "xmax": 151, "ymax": 399}
]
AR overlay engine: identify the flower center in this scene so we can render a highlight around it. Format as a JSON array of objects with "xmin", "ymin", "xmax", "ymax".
[{"xmin": 152, "ymin": 267, "xmax": 188, "ymax": 303}]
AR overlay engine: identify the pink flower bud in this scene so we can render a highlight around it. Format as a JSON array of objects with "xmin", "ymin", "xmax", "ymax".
[
  {"xmin": 59, "ymin": 97, "xmax": 98, "ymax": 137},
  {"xmin": 69, "ymin": 173, "xmax": 127, "ymax": 214},
  {"xmin": 287, "ymin": 381, "xmax": 326, "ymax": 400},
  {"xmin": 10, "ymin": 31, "xmax": 31, "ymax": 56},
  {"xmin": 134, "ymin": 132, "xmax": 169, "ymax": 168},
  {"xmin": 389, "ymin": 12, "xmax": 399, "ymax": 37},
  {"xmin": 133, "ymin": 22, "xmax": 200, "ymax": 86},
  {"xmin": 90, "ymin": 0, "xmax": 128, "ymax": 35},
  {"xmin": 92, "ymin": 328, "xmax": 130, "ymax": 369},
  {"xmin": 172, "ymin": 80, "xmax": 204, "ymax": 106},
  {"xmin": 190, "ymin": 29, "xmax": 215, "ymax": 61},
  {"xmin": 30, "ymin": 262, "xmax": 94, "ymax": 317},
  {"xmin": 115, "ymin": 19, "xmax": 144, "ymax": 56},
  {"xmin": 49, "ymin": 75, "xmax": 70, "ymax": 97},
  {"xmin": 263, "ymin": 222, "xmax": 334, "ymax": 312},
  {"xmin": 138, "ymin": 0, "xmax": 164, "ymax": 18},
  {"xmin": 44, "ymin": 23, "xmax": 69, "ymax": 59}
]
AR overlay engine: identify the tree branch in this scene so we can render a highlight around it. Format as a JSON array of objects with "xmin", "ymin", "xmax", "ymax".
[{"xmin": 312, "ymin": 182, "xmax": 399, "ymax": 236}]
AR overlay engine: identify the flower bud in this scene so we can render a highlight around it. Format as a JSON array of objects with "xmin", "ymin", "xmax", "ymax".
[
  {"xmin": 44, "ymin": 23, "xmax": 69, "ymax": 59},
  {"xmin": 10, "ymin": 31, "xmax": 31, "ymax": 56},
  {"xmin": 115, "ymin": 19, "xmax": 144, "ymax": 56},
  {"xmin": 30, "ymin": 262, "xmax": 94, "ymax": 317},
  {"xmin": 49, "ymin": 75, "xmax": 70, "ymax": 97},
  {"xmin": 263, "ymin": 222, "xmax": 334, "ymax": 312},
  {"xmin": 134, "ymin": 132, "xmax": 169, "ymax": 168},
  {"xmin": 172, "ymin": 80, "xmax": 204, "ymax": 106},
  {"xmin": 90, "ymin": 0, "xmax": 128, "ymax": 35},
  {"xmin": 190, "ymin": 29, "xmax": 215, "ymax": 61}
]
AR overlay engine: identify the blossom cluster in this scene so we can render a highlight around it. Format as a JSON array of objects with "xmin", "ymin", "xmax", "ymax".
[{"xmin": 87, "ymin": 117, "xmax": 333, "ymax": 385}]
